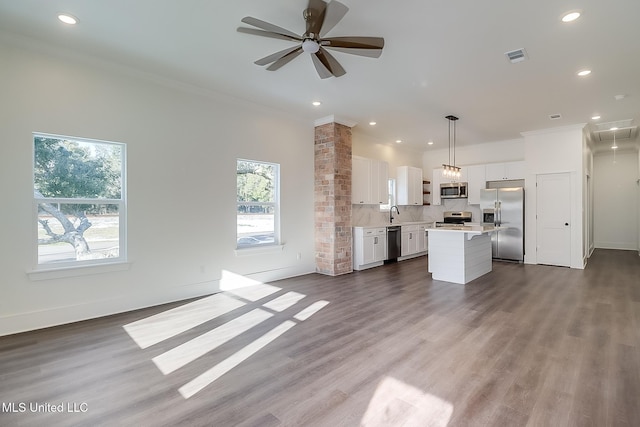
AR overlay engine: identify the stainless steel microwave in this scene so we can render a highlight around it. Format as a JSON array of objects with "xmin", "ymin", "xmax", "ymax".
[{"xmin": 440, "ymin": 182, "xmax": 468, "ymax": 199}]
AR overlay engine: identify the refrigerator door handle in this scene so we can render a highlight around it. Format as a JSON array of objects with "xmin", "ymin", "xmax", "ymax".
[{"xmin": 497, "ymin": 201, "xmax": 502, "ymax": 225}]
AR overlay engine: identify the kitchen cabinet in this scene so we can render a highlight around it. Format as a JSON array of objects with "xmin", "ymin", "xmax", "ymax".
[
  {"xmin": 431, "ymin": 168, "xmax": 442, "ymax": 205},
  {"xmin": 466, "ymin": 164, "xmax": 486, "ymax": 205},
  {"xmin": 352, "ymin": 156, "xmax": 389, "ymax": 205},
  {"xmin": 397, "ymin": 166, "xmax": 423, "ymax": 205},
  {"xmin": 353, "ymin": 227, "xmax": 387, "ymax": 270},
  {"xmin": 484, "ymin": 161, "xmax": 525, "ymax": 181},
  {"xmin": 400, "ymin": 224, "xmax": 427, "ymax": 258}
]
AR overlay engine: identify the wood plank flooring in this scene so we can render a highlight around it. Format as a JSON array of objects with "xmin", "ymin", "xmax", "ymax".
[{"xmin": 1, "ymin": 249, "xmax": 639, "ymax": 426}]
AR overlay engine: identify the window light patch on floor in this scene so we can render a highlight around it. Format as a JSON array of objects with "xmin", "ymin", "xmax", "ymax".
[
  {"xmin": 361, "ymin": 376, "xmax": 453, "ymax": 426},
  {"xmin": 122, "ymin": 293, "xmax": 245, "ymax": 349},
  {"xmin": 123, "ymin": 270, "xmax": 330, "ymax": 400}
]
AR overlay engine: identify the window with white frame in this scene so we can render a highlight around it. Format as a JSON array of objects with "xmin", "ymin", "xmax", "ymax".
[
  {"xmin": 380, "ymin": 178, "xmax": 396, "ymax": 211},
  {"xmin": 236, "ymin": 159, "xmax": 279, "ymax": 248},
  {"xmin": 33, "ymin": 133, "xmax": 126, "ymax": 268}
]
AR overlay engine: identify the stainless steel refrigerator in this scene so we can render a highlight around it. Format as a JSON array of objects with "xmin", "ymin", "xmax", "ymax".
[{"xmin": 480, "ymin": 187, "xmax": 524, "ymax": 261}]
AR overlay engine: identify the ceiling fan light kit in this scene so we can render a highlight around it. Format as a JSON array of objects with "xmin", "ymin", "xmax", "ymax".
[{"xmin": 237, "ymin": 0, "xmax": 384, "ymax": 79}]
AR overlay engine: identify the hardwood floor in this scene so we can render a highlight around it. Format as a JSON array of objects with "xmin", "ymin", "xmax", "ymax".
[{"xmin": 1, "ymin": 249, "xmax": 639, "ymax": 426}]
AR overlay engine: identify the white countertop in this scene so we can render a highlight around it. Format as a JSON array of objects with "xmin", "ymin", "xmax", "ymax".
[
  {"xmin": 353, "ymin": 221, "xmax": 431, "ymax": 228},
  {"xmin": 427, "ymin": 225, "xmax": 502, "ymax": 234}
]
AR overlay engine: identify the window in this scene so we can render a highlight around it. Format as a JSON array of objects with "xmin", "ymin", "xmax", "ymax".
[
  {"xmin": 236, "ymin": 159, "xmax": 279, "ymax": 248},
  {"xmin": 380, "ymin": 178, "xmax": 396, "ymax": 211},
  {"xmin": 33, "ymin": 133, "xmax": 126, "ymax": 268}
]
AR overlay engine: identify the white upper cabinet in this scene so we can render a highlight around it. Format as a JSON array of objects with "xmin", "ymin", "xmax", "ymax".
[
  {"xmin": 352, "ymin": 156, "xmax": 389, "ymax": 205},
  {"xmin": 352, "ymin": 156, "xmax": 370, "ymax": 204},
  {"xmin": 485, "ymin": 161, "xmax": 525, "ymax": 181},
  {"xmin": 397, "ymin": 166, "xmax": 423, "ymax": 205},
  {"xmin": 431, "ymin": 168, "xmax": 442, "ymax": 205},
  {"xmin": 372, "ymin": 160, "xmax": 389, "ymax": 205},
  {"xmin": 466, "ymin": 164, "xmax": 486, "ymax": 205}
]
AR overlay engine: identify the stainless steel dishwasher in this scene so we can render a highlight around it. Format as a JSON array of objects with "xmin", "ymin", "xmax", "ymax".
[{"xmin": 386, "ymin": 226, "xmax": 401, "ymax": 263}]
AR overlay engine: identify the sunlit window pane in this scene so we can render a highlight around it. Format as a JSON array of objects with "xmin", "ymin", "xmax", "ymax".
[
  {"xmin": 37, "ymin": 203, "xmax": 120, "ymax": 264},
  {"xmin": 236, "ymin": 159, "xmax": 279, "ymax": 248},
  {"xmin": 33, "ymin": 133, "xmax": 126, "ymax": 267}
]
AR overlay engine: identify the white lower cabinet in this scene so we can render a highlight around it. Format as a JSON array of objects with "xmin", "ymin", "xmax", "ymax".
[
  {"xmin": 400, "ymin": 224, "xmax": 428, "ymax": 259},
  {"xmin": 353, "ymin": 227, "xmax": 387, "ymax": 270}
]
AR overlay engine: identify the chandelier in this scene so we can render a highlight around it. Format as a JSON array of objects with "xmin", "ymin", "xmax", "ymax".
[{"xmin": 442, "ymin": 115, "xmax": 461, "ymax": 179}]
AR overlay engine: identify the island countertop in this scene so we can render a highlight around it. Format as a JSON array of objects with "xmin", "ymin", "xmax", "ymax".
[{"xmin": 426, "ymin": 225, "xmax": 503, "ymax": 234}]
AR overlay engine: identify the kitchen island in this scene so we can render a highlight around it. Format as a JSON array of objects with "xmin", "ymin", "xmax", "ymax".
[{"xmin": 427, "ymin": 225, "xmax": 498, "ymax": 284}]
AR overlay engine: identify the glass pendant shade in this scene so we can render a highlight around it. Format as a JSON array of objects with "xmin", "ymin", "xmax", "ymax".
[{"xmin": 442, "ymin": 115, "xmax": 461, "ymax": 180}]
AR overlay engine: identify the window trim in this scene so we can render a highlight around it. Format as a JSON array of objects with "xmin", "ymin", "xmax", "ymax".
[
  {"xmin": 380, "ymin": 178, "xmax": 396, "ymax": 212},
  {"xmin": 236, "ymin": 158, "xmax": 280, "ymax": 250},
  {"xmin": 32, "ymin": 132, "xmax": 127, "ymax": 273}
]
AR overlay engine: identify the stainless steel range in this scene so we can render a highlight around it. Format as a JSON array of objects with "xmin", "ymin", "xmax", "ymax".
[{"xmin": 435, "ymin": 211, "xmax": 473, "ymax": 227}]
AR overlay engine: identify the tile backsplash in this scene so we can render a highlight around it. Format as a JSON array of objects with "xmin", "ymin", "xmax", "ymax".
[{"xmin": 352, "ymin": 199, "xmax": 482, "ymax": 227}]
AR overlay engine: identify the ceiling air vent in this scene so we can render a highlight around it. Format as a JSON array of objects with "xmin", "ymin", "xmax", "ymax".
[
  {"xmin": 505, "ymin": 48, "xmax": 528, "ymax": 63},
  {"xmin": 594, "ymin": 119, "xmax": 634, "ymax": 132},
  {"xmin": 549, "ymin": 114, "xmax": 562, "ymax": 120}
]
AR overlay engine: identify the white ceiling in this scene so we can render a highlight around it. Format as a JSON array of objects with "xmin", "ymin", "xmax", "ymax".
[{"xmin": 1, "ymin": 0, "xmax": 639, "ymax": 152}]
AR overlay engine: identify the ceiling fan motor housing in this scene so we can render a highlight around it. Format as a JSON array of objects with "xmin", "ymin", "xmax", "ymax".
[{"xmin": 237, "ymin": 0, "xmax": 384, "ymax": 78}]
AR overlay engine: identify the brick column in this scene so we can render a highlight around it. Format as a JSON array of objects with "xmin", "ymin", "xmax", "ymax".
[{"xmin": 314, "ymin": 120, "xmax": 353, "ymax": 276}]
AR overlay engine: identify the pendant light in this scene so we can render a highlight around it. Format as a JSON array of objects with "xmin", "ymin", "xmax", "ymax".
[{"xmin": 442, "ymin": 115, "xmax": 461, "ymax": 180}]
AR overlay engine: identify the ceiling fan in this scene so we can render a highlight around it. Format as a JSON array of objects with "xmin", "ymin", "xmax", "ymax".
[{"xmin": 237, "ymin": 0, "xmax": 384, "ymax": 79}]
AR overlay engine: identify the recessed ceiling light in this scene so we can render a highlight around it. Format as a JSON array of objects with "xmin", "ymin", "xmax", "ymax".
[
  {"xmin": 614, "ymin": 94, "xmax": 626, "ymax": 100},
  {"xmin": 395, "ymin": 140, "xmax": 402, "ymax": 144},
  {"xmin": 562, "ymin": 12, "xmax": 581, "ymax": 23},
  {"xmin": 427, "ymin": 141, "xmax": 434, "ymax": 145},
  {"xmin": 57, "ymin": 13, "xmax": 78, "ymax": 25},
  {"xmin": 369, "ymin": 121, "xmax": 376, "ymax": 126},
  {"xmin": 610, "ymin": 127, "xmax": 619, "ymax": 131},
  {"xmin": 577, "ymin": 69, "xmax": 591, "ymax": 77},
  {"xmin": 312, "ymin": 101, "xmax": 321, "ymax": 106},
  {"xmin": 591, "ymin": 115, "xmax": 601, "ymax": 120}
]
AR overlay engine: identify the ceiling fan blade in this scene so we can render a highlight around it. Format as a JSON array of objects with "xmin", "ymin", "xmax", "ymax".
[
  {"xmin": 319, "ymin": 1, "xmax": 348, "ymax": 37},
  {"xmin": 305, "ymin": 0, "xmax": 327, "ymax": 36},
  {"xmin": 237, "ymin": 27, "xmax": 301, "ymax": 42},
  {"xmin": 316, "ymin": 47, "xmax": 346, "ymax": 77},
  {"xmin": 310, "ymin": 53, "xmax": 333, "ymax": 79},
  {"xmin": 321, "ymin": 37, "xmax": 385, "ymax": 58},
  {"xmin": 255, "ymin": 46, "xmax": 303, "ymax": 66},
  {"xmin": 266, "ymin": 47, "xmax": 303, "ymax": 71},
  {"xmin": 240, "ymin": 16, "xmax": 302, "ymax": 41}
]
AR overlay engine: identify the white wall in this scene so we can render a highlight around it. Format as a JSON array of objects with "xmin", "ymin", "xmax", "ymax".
[
  {"xmin": 0, "ymin": 39, "xmax": 316, "ymax": 336},
  {"xmin": 593, "ymin": 149, "xmax": 639, "ymax": 250},
  {"xmin": 583, "ymin": 128, "xmax": 595, "ymax": 258},
  {"xmin": 423, "ymin": 138, "xmax": 525, "ymax": 173},
  {"xmin": 352, "ymin": 129, "xmax": 424, "ymax": 175},
  {"xmin": 523, "ymin": 124, "xmax": 585, "ymax": 269}
]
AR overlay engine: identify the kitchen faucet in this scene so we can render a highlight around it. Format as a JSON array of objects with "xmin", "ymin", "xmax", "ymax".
[{"xmin": 389, "ymin": 205, "xmax": 400, "ymax": 223}]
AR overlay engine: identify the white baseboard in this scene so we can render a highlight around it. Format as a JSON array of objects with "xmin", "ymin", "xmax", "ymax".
[{"xmin": 0, "ymin": 265, "xmax": 315, "ymax": 337}]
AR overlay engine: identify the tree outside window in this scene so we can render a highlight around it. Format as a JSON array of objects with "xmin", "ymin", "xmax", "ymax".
[
  {"xmin": 33, "ymin": 134, "xmax": 126, "ymax": 267},
  {"xmin": 236, "ymin": 159, "xmax": 279, "ymax": 248}
]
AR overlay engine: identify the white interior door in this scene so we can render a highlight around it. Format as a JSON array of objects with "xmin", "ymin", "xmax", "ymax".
[{"xmin": 537, "ymin": 173, "xmax": 571, "ymax": 267}]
